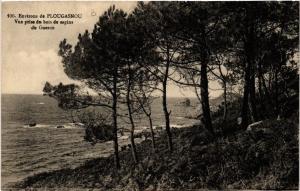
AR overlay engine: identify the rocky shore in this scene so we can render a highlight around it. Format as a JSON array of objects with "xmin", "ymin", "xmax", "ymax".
[{"xmin": 7, "ymin": 114, "xmax": 299, "ymax": 190}]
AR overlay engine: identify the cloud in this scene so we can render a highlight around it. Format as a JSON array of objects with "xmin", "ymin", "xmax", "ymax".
[{"xmin": 2, "ymin": 49, "xmax": 76, "ymax": 94}]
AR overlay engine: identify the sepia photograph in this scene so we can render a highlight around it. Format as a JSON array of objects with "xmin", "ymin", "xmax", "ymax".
[{"xmin": 1, "ymin": 1, "xmax": 299, "ymax": 190}]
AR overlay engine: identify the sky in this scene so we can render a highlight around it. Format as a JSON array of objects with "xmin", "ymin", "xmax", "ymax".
[{"xmin": 2, "ymin": 1, "xmax": 222, "ymax": 98}]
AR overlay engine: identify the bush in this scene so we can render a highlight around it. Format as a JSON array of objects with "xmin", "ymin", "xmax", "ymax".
[
  {"xmin": 84, "ymin": 124, "xmax": 114, "ymax": 144},
  {"xmin": 78, "ymin": 110, "xmax": 114, "ymax": 145}
]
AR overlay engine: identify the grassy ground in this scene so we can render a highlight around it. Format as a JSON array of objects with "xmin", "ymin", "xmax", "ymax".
[{"xmin": 8, "ymin": 110, "xmax": 298, "ymax": 190}]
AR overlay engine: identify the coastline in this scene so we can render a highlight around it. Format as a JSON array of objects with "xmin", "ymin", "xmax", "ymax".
[{"xmin": 6, "ymin": 116, "xmax": 299, "ymax": 190}]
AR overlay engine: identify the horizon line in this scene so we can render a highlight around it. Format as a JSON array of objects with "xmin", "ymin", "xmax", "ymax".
[{"xmin": 1, "ymin": 93, "xmax": 207, "ymax": 99}]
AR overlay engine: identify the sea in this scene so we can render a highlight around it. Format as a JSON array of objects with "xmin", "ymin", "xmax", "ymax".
[{"xmin": 1, "ymin": 94, "xmax": 200, "ymax": 186}]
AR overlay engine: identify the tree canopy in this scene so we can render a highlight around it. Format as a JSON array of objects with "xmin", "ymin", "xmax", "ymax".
[{"xmin": 43, "ymin": 1, "xmax": 299, "ymax": 169}]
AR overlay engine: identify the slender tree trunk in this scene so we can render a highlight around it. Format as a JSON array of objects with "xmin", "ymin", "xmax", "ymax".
[
  {"xmin": 258, "ymin": 62, "xmax": 267, "ymax": 119},
  {"xmin": 246, "ymin": 23, "xmax": 258, "ymax": 122},
  {"xmin": 163, "ymin": 46, "xmax": 173, "ymax": 152},
  {"xmin": 200, "ymin": 60, "xmax": 214, "ymax": 135},
  {"xmin": 128, "ymin": 107, "xmax": 138, "ymax": 163},
  {"xmin": 140, "ymin": 99, "xmax": 156, "ymax": 152},
  {"xmin": 147, "ymin": 114, "xmax": 156, "ymax": 152},
  {"xmin": 242, "ymin": 17, "xmax": 258, "ymax": 127},
  {"xmin": 262, "ymin": 75, "xmax": 271, "ymax": 100},
  {"xmin": 199, "ymin": 29, "xmax": 214, "ymax": 135},
  {"xmin": 243, "ymin": 63, "xmax": 258, "ymax": 124},
  {"xmin": 258, "ymin": 74, "xmax": 264, "ymax": 99},
  {"xmin": 257, "ymin": 61, "xmax": 264, "ymax": 99},
  {"xmin": 274, "ymin": 68, "xmax": 279, "ymax": 116},
  {"xmin": 248, "ymin": 99, "xmax": 255, "ymax": 122},
  {"xmin": 261, "ymin": 71, "xmax": 273, "ymax": 112},
  {"xmin": 241, "ymin": 61, "xmax": 250, "ymax": 129},
  {"xmin": 222, "ymin": 82, "xmax": 227, "ymax": 123},
  {"xmin": 112, "ymin": 69, "xmax": 120, "ymax": 169},
  {"xmin": 249, "ymin": 70, "xmax": 258, "ymax": 121},
  {"xmin": 258, "ymin": 77, "xmax": 267, "ymax": 120},
  {"xmin": 268, "ymin": 71, "xmax": 272, "ymax": 92},
  {"xmin": 126, "ymin": 69, "xmax": 138, "ymax": 163},
  {"xmin": 70, "ymin": 110, "xmax": 75, "ymax": 123}
]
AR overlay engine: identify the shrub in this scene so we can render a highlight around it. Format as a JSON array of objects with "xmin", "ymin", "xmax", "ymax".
[
  {"xmin": 84, "ymin": 124, "xmax": 114, "ymax": 144},
  {"xmin": 78, "ymin": 110, "xmax": 114, "ymax": 145}
]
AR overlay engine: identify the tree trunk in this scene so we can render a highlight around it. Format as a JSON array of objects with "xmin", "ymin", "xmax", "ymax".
[
  {"xmin": 126, "ymin": 68, "xmax": 138, "ymax": 163},
  {"xmin": 248, "ymin": 98, "xmax": 255, "ymax": 122},
  {"xmin": 163, "ymin": 46, "xmax": 173, "ymax": 152},
  {"xmin": 241, "ymin": 61, "xmax": 250, "ymax": 129},
  {"xmin": 274, "ymin": 68, "xmax": 279, "ymax": 116},
  {"xmin": 268, "ymin": 71, "xmax": 272, "ymax": 92},
  {"xmin": 246, "ymin": 22, "xmax": 258, "ymax": 122},
  {"xmin": 242, "ymin": 18, "xmax": 258, "ymax": 127},
  {"xmin": 70, "ymin": 110, "xmax": 75, "ymax": 123},
  {"xmin": 112, "ymin": 69, "xmax": 120, "ymax": 169},
  {"xmin": 261, "ymin": 71, "xmax": 274, "ymax": 116},
  {"xmin": 258, "ymin": 62, "xmax": 267, "ymax": 119},
  {"xmin": 262, "ymin": 74, "xmax": 271, "ymax": 100},
  {"xmin": 258, "ymin": 73, "xmax": 264, "ymax": 99},
  {"xmin": 222, "ymin": 82, "xmax": 227, "ymax": 123},
  {"xmin": 249, "ymin": 69, "xmax": 258, "ymax": 122},
  {"xmin": 200, "ymin": 60, "xmax": 214, "ymax": 135},
  {"xmin": 199, "ymin": 29, "xmax": 214, "ymax": 135},
  {"xmin": 148, "ymin": 114, "xmax": 156, "ymax": 152}
]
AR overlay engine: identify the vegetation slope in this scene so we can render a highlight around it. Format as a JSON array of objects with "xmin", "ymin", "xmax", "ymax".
[{"xmin": 11, "ymin": 96, "xmax": 299, "ymax": 190}]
